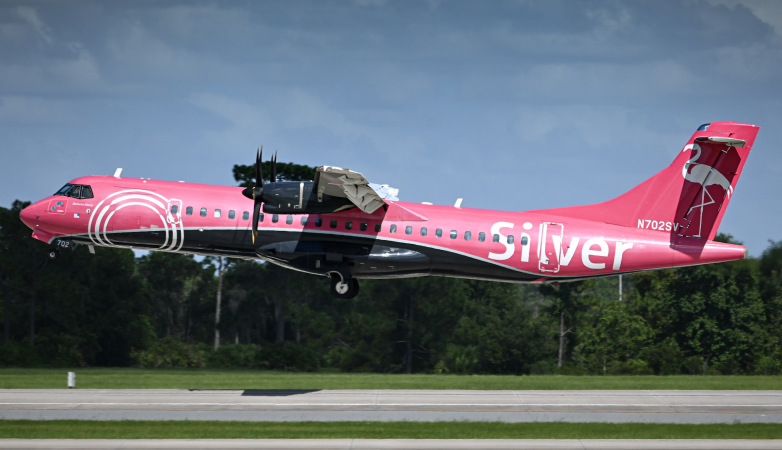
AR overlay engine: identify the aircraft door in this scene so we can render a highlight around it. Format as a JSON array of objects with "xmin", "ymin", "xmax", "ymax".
[{"xmin": 538, "ymin": 222, "xmax": 563, "ymax": 273}]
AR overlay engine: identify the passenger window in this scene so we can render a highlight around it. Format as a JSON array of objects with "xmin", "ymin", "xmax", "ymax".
[
  {"xmin": 315, "ymin": 217, "xmax": 323, "ymax": 227},
  {"xmin": 405, "ymin": 226, "xmax": 413, "ymax": 235},
  {"xmin": 272, "ymin": 214, "xmax": 279, "ymax": 223},
  {"xmin": 171, "ymin": 205, "xmax": 179, "ymax": 215},
  {"xmin": 493, "ymin": 234, "xmax": 500, "ymax": 243},
  {"xmin": 186, "ymin": 206, "xmax": 193, "ymax": 216},
  {"xmin": 301, "ymin": 216, "xmax": 308, "ymax": 226},
  {"xmin": 200, "ymin": 208, "xmax": 207, "ymax": 217},
  {"xmin": 330, "ymin": 219, "xmax": 338, "ymax": 229},
  {"xmin": 374, "ymin": 223, "xmax": 381, "ymax": 232},
  {"xmin": 390, "ymin": 224, "xmax": 397, "ymax": 233},
  {"xmin": 286, "ymin": 215, "xmax": 293, "ymax": 225},
  {"xmin": 464, "ymin": 231, "xmax": 471, "ymax": 241},
  {"xmin": 360, "ymin": 222, "xmax": 368, "ymax": 231},
  {"xmin": 507, "ymin": 235, "xmax": 515, "ymax": 244},
  {"xmin": 214, "ymin": 209, "xmax": 221, "ymax": 218},
  {"xmin": 346, "ymin": 221, "xmax": 353, "ymax": 230},
  {"xmin": 420, "ymin": 227, "xmax": 428, "ymax": 237},
  {"xmin": 521, "ymin": 236, "xmax": 529, "ymax": 245},
  {"xmin": 228, "ymin": 210, "xmax": 235, "ymax": 220},
  {"xmin": 450, "ymin": 230, "xmax": 457, "ymax": 239},
  {"xmin": 242, "ymin": 211, "xmax": 249, "ymax": 220},
  {"xmin": 259, "ymin": 213, "xmax": 265, "ymax": 222},
  {"xmin": 436, "ymin": 228, "xmax": 442, "ymax": 238},
  {"xmin": 478, "ymin": 232, "xmax": 485, "ymax": 242}
]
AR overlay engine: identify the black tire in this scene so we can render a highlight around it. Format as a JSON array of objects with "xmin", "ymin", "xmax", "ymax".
[{"xmin": 331, "ymin": 277, "xmax": 359, "ymax": 299}]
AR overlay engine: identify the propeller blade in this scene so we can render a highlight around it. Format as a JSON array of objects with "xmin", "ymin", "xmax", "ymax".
[
  {"xmin": 251, "ymin": 196, "xmax": 261, "ymax": 244},
  {"xmin": 262, "ymin": 146, "xmax": 263, "ymax": 186},
  {"xmin": 271, "ymin": 151, "xmax": 277, "ymax": 183}
]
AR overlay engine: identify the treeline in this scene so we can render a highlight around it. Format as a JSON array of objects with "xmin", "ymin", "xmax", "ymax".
[{"xmin": 2, "ymin": 199, "xmax": 781, "ymax": 375}]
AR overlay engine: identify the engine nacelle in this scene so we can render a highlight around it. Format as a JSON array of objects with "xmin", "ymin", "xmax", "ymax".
[{"xmin": 261, "ymin": 181, "xmax": 355, "ymax": 214}]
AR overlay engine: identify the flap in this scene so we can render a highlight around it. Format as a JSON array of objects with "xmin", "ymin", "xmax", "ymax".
[{"xmin": 315, "ymin": 166, "xmax": 399, "ymax": 214}]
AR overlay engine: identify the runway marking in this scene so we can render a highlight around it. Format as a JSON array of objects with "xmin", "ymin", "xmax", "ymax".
[{"xmin": 2, "ymin": 402, "xmax": 782, "ymax": 407}]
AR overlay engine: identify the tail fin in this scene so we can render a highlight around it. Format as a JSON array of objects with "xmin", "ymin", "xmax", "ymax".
[{"xmin": 536, "ymin": 122, "xmax": 759, "ymax": 241}]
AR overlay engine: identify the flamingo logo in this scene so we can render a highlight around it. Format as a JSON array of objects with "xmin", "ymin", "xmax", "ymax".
[
  {"xmin": 679, "ymin": 142, "xmax": 735, "ymax": 238},
  {"xmin": 682, "ymin": 143, "xmax": 733, "ymax": 198}
]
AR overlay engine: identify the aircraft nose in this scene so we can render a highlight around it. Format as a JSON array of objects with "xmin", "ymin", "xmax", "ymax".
[{"xmin": 19, "ymin": 203, "xmax": 39, "ymax": 230}]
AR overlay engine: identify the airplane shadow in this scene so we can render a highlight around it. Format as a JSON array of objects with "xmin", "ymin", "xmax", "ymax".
[{"xmin": 188, "ymin": 389, "xmax": 321, "ymax": 397}]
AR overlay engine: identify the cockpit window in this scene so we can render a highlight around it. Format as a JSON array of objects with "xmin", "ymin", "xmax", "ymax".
[{"xmin": 54, "ymin": 184, "xmax": 94, "ymax": 199}]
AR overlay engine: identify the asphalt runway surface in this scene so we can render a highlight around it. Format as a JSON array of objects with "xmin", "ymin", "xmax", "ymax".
[{"xmin": 1, "ymin": 388, "xmax": 781, "ymax": 424}]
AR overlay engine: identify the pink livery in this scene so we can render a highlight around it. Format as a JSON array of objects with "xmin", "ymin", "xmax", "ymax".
[{"xmin": 20, "ymin": 122, "xmax": 759, "ymax": 298}]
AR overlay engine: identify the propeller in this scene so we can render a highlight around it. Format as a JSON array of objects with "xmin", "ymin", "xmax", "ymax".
[
  {"xmin": 241, "ymin": 148, "xmax": 279, "ymax": 244},
  {"xmin": 271, "ymin": 151, "xmax": 277, "ymax": 183}
]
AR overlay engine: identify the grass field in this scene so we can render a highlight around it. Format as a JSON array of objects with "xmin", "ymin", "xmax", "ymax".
[
  {"xmin": 1, "ymin": 420, "xmax": 781, "ymax": 440},
  {"xmin": 1, "ymin": 368, "xmax": 780, "ymax": 390}
]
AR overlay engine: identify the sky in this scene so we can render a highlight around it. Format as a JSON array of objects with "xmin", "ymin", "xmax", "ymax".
[{"xmin": 2, "ymin": 0, "xmax": 781, "ymax": 256}]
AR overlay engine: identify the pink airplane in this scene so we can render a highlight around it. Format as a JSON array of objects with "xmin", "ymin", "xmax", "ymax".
[{"xmin": 20, "ymin": 122, "xmax": 758, "ymax": 298}]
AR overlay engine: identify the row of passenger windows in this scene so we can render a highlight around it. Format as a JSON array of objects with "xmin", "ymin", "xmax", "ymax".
[
  {"xmin": 388, "ymin": 224, "xmax": 528, "ymax": 245},
  {"xmin": 171, "ymin": 205, "xmax": 527, "ymax": 245}
]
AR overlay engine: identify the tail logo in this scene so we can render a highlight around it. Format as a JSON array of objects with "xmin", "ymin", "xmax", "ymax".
[
  {"xmin": 681, "ymin": 143, "xmax": 733, "ymax": 198},
  {"xmin": 678, "ymin": 142, "xmax": 735, "ymax": 238}
]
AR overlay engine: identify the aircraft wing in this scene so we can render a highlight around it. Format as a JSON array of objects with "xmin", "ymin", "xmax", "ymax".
[{"xmin": 314, "ymin": 166, "xmax": 399, "ymax": 214}]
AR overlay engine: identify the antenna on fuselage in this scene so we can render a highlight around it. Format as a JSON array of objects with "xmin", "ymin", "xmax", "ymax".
[{"xmin": 113, "ymin": 168, "xmax": 123, "ymax": 178}]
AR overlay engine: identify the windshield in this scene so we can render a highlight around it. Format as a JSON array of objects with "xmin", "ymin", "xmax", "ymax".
[
  {"xmin": 54, "ymin": 184, "xmax": 94, "ymax": 199},
  {"xmin": 55, "ymin": 184, "xmax": 73, "ymax": 196}
]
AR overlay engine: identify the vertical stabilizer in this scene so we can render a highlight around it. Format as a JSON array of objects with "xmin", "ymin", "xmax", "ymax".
[{"xmin": 534, "ymin": 122, "xmax": 759, "ymax": 241}]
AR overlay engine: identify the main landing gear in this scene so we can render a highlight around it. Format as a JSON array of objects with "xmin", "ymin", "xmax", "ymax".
[{"xmin": 330, "ymin": 273, "xmax": 360, "ymax": 299}]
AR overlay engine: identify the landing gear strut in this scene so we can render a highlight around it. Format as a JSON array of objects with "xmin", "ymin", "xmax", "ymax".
[{"xmin": 330, "ymin": 274, "xmax": 359, "ymax": 299}]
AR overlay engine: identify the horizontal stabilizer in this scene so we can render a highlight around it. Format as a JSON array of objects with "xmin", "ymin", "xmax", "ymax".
[{"xmin": 695, "ymin": 136, "xmax": 746, "ymax": 147}]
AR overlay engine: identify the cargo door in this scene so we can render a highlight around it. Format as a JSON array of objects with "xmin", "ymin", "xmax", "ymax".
[{"xmin": 538, "ymin": 222, "xmax": 563, "ymax": 273}]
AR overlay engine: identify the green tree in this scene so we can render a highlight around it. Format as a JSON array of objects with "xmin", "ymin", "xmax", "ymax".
[
  {"xmin": 233, "ymin": 159, "xmax": 317, "ymax": 186},
  {"xmin": 756, "ymin": 240, "xmax": 782, "ymax": 374},
  {"xmin": 137, "ymin": 252, "xmax": 215, "ymax": 342}
]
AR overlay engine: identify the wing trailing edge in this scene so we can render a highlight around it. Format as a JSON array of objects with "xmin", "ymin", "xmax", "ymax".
[{"xmin": 315, "ymin": 166, "xmax": 399, "ymax": 214}]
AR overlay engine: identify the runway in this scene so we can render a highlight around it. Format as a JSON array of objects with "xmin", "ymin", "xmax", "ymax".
[{"xmin": 1, "ymin": 389, "xmax": 781, "ymax": 423}]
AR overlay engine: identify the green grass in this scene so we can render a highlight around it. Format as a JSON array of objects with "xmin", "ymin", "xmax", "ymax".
[
  {"xmin": 0, "ymin": 368, "xmax": 780, "ymax": 390},
  {"xmin": 1, "ymin": 420, "xmax": 781, "ymax": 439}
]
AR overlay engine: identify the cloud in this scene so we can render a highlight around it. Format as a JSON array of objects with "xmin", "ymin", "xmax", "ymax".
[
  {"xmin": 16, "ymin": 6, "xmax": 52, "ymax": 44},
  {"xmin": 707, "ymin": 0, "xmax": 782, "ymax": 37},
  {"xmin": 2, "ymin": 5, "xmax": 104, "ymax": 94}
]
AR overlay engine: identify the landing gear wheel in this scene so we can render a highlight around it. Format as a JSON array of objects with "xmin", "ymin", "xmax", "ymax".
[
  {"xmin": 47, "ymin": 249, "xmax": 59, "ymax": 260},
  {"xmin": 331, "ymin": 277, "xmax": 359, "ymax": 299}
]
